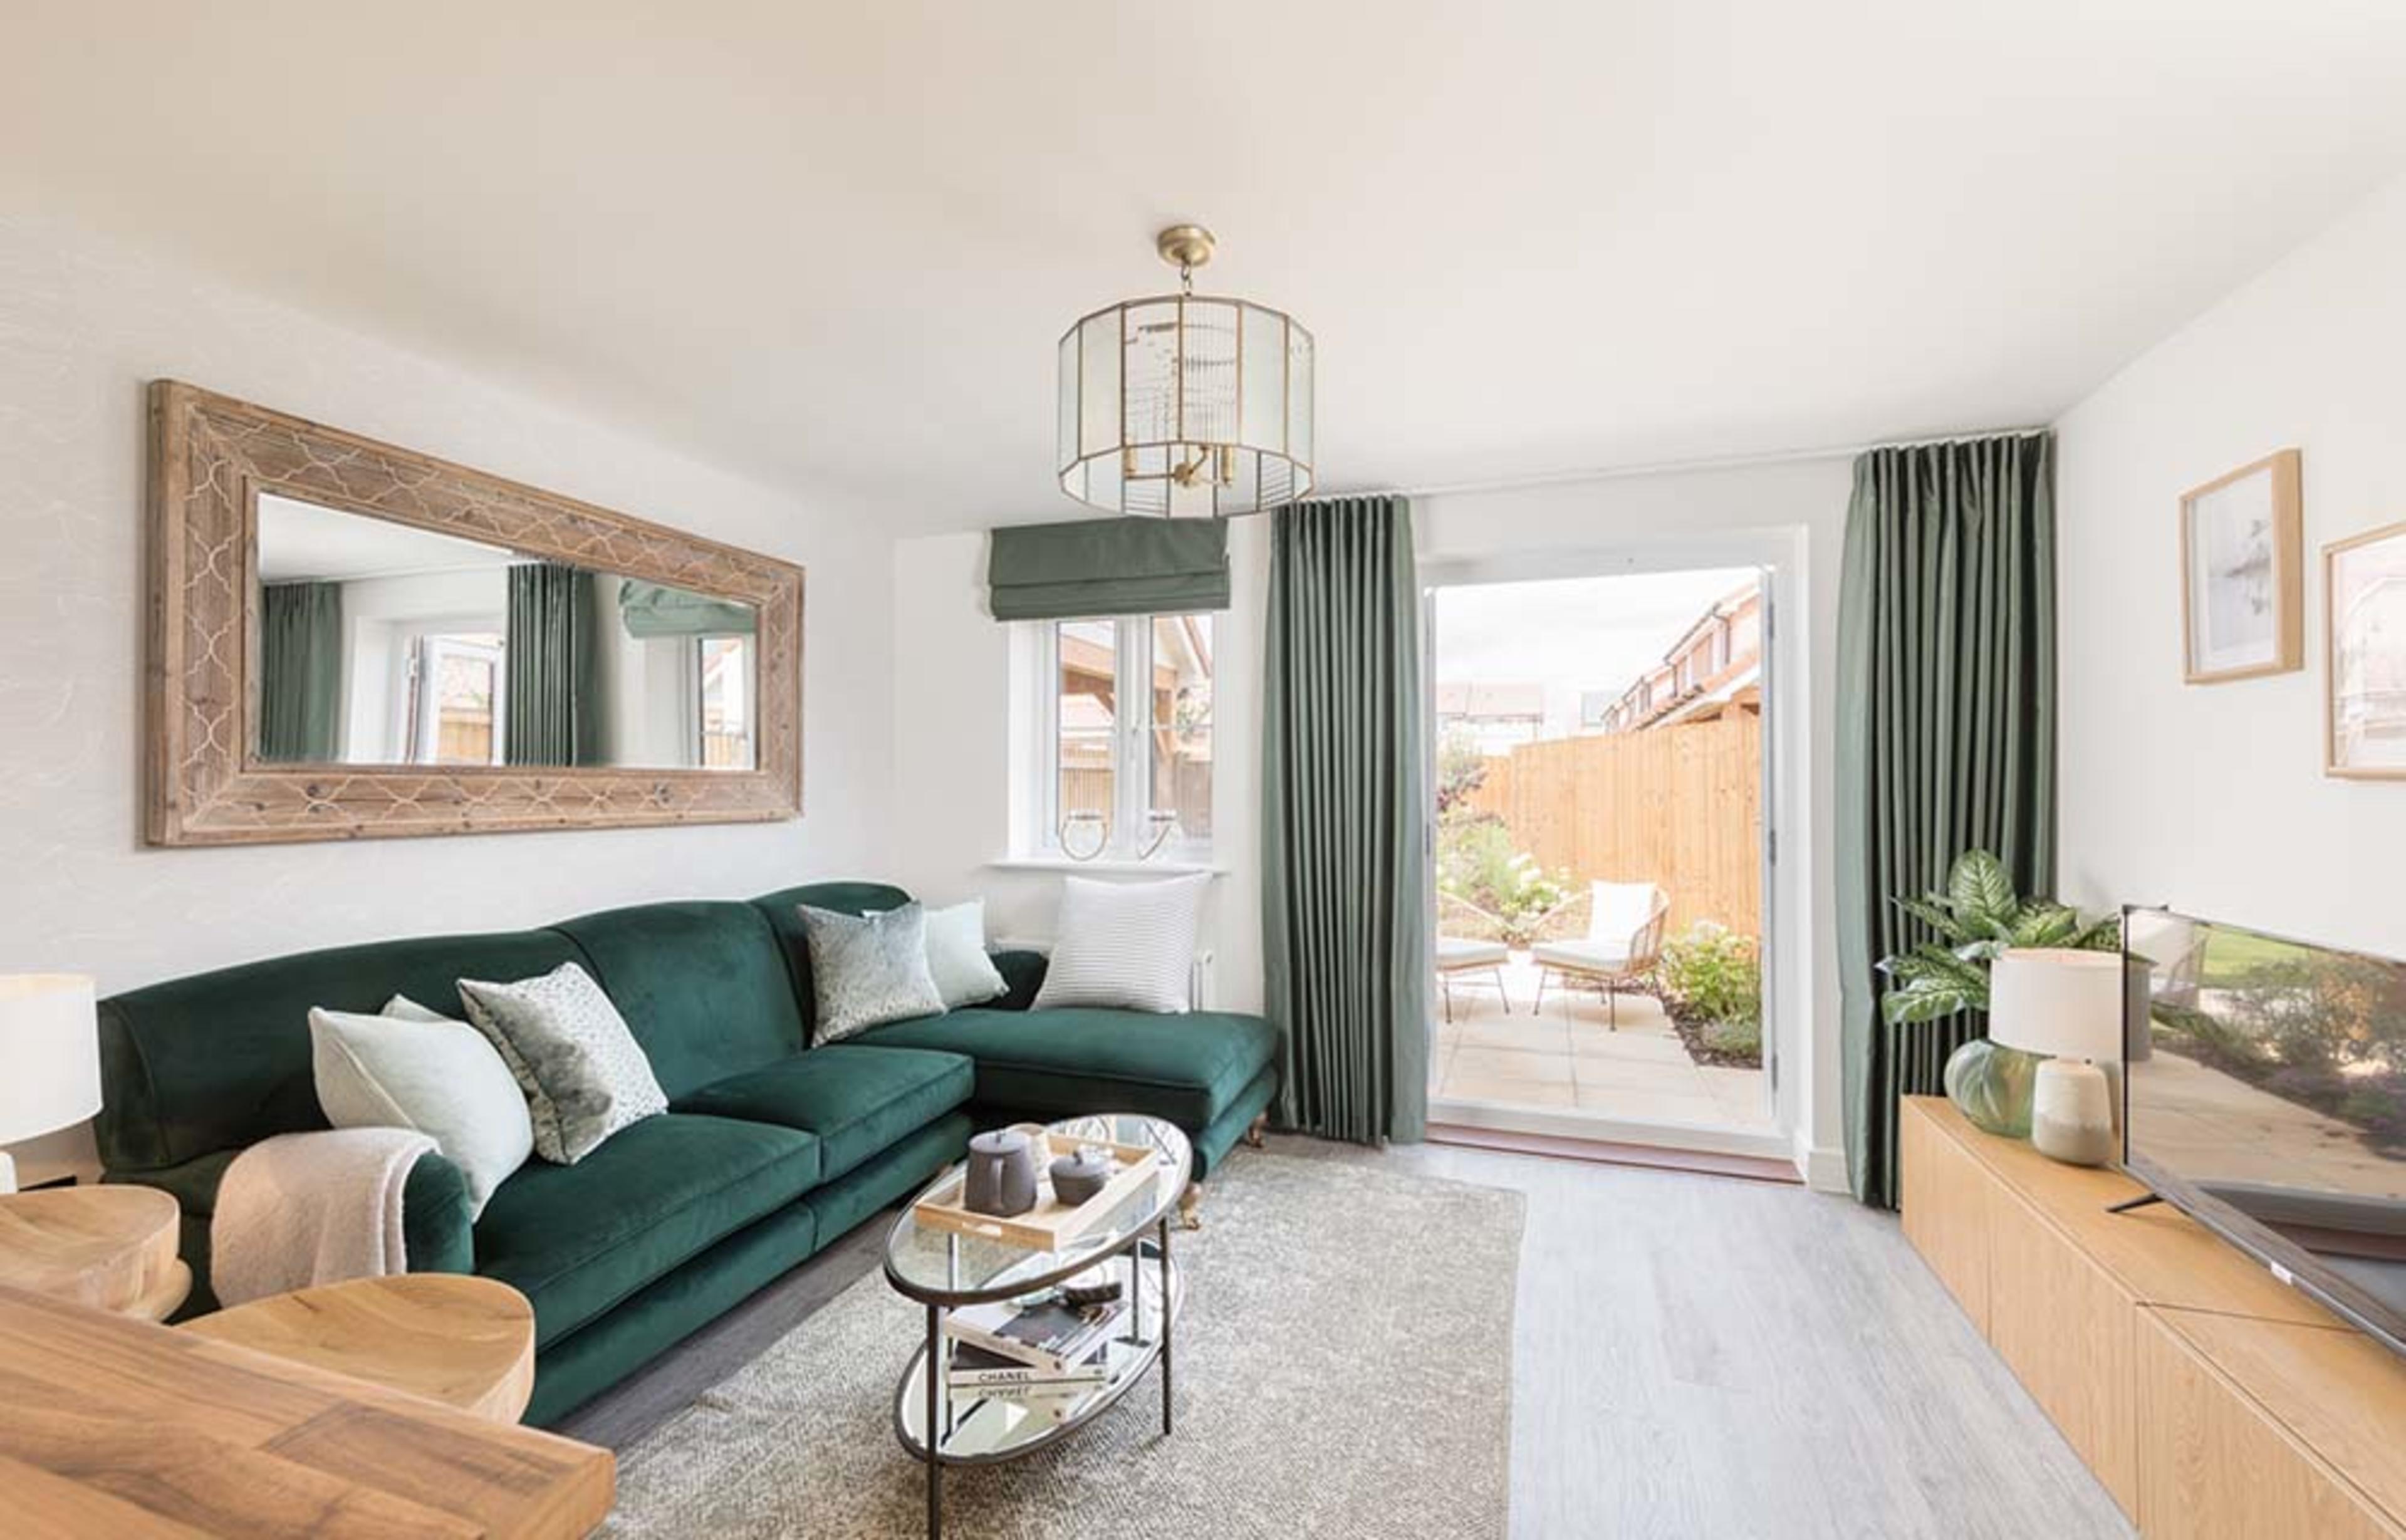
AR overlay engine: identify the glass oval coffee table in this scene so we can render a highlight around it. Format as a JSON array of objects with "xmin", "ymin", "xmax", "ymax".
[{"xmin": 884, "ymin": 1112, "xmax": 1192, "ymax": 1538}]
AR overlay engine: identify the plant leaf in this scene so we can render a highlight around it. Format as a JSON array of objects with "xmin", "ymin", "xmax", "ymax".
[
  {"xmin": 2011, "ymin": 904, "xmax": 2080, "ymax": 948},
  {"xmin": 1884, "ymin": 983, "xmax": 1973, "ymax": 1025},
  {"xmin": 2072, "ymin": 915, "xmax": 2124, "ymax": 952},
  {"xmin": 1948, "ymin": 850, "xmax": 2018, "ymax": 929},
  {"xmin": 1890, "ymin": 895, "xmax": 1970, "ymax": 944}
]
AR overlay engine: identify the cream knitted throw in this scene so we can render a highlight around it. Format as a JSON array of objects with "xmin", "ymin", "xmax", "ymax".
[{"xmin": 209, "ymin": 1126, "xmax": 437, "ymax": 1307}]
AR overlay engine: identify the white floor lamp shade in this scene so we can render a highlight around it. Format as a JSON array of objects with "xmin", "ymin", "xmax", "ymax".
[
  {"xmin": 0, "ymin": 974, "xmax": 103, "ymax": 1193},
  {"xmin": 1987, "ymin": 949, "xmax": 2123, "ymax": 1166}
]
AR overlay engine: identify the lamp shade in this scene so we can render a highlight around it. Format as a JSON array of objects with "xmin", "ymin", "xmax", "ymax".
[
  {"xmin": 0, "ymin": 974, "xmax": 103, "ymax": 1143},
  {"xmin": 1987, "ymin": 949, "xmax": 2123, "ymax": 1061},
  {"xmin": 1057, "ymin": 228, "xmax": 1314, "ymax": 518}
]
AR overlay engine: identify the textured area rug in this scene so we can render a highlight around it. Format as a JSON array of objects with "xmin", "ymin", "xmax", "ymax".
[{"xmin": 604, "ymin": 1149, "xmax": 1524, "ymax": 1539}]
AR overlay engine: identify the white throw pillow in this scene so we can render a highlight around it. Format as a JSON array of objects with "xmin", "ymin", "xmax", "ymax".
[
  {"xmin": 308, "ymin": 998, "xmax": 534, "ymax": 1217},
  {"xmin": 1032, "ymin": 874, "xmax": 1211, "ymax": 1014},
  {"xmin": 875, "ymin": 899, "xmax": 1009, "ymax": 1009}
]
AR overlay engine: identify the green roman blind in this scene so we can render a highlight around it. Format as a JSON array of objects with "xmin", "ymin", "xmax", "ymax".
[
  {"xmin": 987, "ymin": 516, "xmax": 1230, "ymax": 622},
  {"xmin": 618, "ymin": 580, "xmax": 757, "ymax": 638}
]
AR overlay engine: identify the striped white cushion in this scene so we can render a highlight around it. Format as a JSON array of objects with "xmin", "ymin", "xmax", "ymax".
[{"xmin": 1032, "ymin": 874, "xmax": 1211, "ymax": 1014}]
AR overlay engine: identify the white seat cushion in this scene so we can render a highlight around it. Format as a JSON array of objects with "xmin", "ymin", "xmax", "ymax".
[
  {"xmin": 1531, "ymin": 939, "xmax": 1634, "ymax": 972},
  {"xmin": 1436, "ymin": 937, "xmax": 1509, "ymax": 967}
]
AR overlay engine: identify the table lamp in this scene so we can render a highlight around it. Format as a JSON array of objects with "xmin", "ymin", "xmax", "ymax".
[
  {"xmin": 0, "ymin": 974, "xmax": 103, "ymax": 1193},
  {"xmin": 1987, "ymin": 949, "xmax": 2123, "ymax": 1166}
]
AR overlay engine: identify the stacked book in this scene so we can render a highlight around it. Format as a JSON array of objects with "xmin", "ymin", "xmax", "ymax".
[{"xmin": 942, "ymin": 1292, "xmax": 1130, "ymax": 1422}]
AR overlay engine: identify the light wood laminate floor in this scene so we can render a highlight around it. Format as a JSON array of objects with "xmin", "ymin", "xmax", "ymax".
[{"xmin": 563, "ymin": 1135, "xmax": 2132, "ymax": 1539}]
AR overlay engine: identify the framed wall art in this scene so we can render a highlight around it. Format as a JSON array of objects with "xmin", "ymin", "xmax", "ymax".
[
  {"xmin": 2180, "ymin": 449, "xmax": 2302, "ymax": 684},
  {"xmin": 2325, "ymin": 520, "xmax": 2406, "ymax": 779}
]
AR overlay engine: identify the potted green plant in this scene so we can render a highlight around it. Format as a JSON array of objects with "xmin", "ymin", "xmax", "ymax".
[{"xmin": 1877, "ymin": 850, "xmax": 2120, "ymax": 1135}]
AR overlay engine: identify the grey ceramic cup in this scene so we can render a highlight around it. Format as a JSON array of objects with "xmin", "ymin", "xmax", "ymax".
[
  {"xmin": 1049, "ymin": 1145, "xmax": 1115, "ymax": 1205},
  {"xmin": 964, "ymin": 1128, "xmax": 1038, "ymax": 1217}
]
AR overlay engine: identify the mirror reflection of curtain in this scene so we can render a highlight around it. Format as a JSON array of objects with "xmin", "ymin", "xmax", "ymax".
[
  {"xmin": 258, "ymin": 580, "xmax": 343, "ymax": 762},
  {"xmin": 505, "ymin": 563, "xmax": 605, "ymax": 766}
]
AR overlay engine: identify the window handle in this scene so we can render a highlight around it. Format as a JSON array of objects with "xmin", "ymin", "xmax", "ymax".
[{"xmin": 1135, "ymin": 811, "xmax": 1179, "ymax": 861}]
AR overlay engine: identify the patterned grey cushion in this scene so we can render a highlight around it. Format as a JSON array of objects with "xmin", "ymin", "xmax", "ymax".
[
  {"xmin": 457, "ymin": 961, "xmax": 667, "ymax": 1163},
  {"xmin": 799, "ymin": 902, "xmax": 947, "ymax": 1042}
]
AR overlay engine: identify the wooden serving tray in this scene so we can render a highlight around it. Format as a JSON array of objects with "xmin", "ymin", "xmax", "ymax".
[{"xmin": 912, "ymin": 1125, "xmax": 1162, "ymax": 1251}]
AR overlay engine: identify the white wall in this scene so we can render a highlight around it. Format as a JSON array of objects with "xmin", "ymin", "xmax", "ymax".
[
  {"xmin": 2057, "ymin": 170, "xmax": 2406, "ymax": 960},
  {"xmin": 0, "ymin": 212, "xmax": 898, "ymax": 1175},
  {"xmin": 890, "ymin": 461, "xmax": 1853, "ymax": 1186}
]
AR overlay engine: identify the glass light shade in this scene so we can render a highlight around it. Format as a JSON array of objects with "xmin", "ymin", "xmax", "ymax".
[
  {"xmin": 1058, "ymin": 294, "xmax": 1314, "ymax": 517},
  {"xmin": 1988, "ymin": 949, "xmax": 2123, "ymax": 1061}
]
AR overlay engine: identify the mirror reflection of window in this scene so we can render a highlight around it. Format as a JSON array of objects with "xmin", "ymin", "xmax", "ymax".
[
  {"xmin": 253, "ymin": 494, "xmax": 761, "ymax": 772},
  {"xmin": 696, "ymin": 636, "xmax": 753, "ymax": 769},
  {"xmin": 407, "ymin": 633, "xmax": 505, "ymax": 766}
]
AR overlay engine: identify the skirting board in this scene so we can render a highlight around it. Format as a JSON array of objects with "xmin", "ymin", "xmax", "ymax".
[
  {"xmin": 1796, "ymin": 1140, "xmax": 1850, "ymax": 1194},
  {"xmin": 1428, "ymin": 1095, "xmax": 1794, "ymax": 1165},
  {"xmin": 1427, "ymin": 1122, "xmax": 1804, "ymax": 1185}
]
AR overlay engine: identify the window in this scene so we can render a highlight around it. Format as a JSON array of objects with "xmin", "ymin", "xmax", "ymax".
[
  {"xmin": 695, "ymin": 635, "xmax": 754, "ymax": 769},
  {"xmin": 405, "ymin": 632, "xmax": 504, "ymax": 765},
  {"xmin": 1031, "ymin": 613, "xmax": 1213, "ymax": 859}
]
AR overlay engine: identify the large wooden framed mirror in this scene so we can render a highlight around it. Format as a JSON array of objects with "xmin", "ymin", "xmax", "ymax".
[{"xmin": 145, "ymin": 381, "xmax": 803, "ymax": 845}]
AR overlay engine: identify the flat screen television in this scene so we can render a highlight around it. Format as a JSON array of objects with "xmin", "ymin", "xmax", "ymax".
[{"xmin": 2123, "ymin": 907, "xmax": 2406, "ymax": 1359}]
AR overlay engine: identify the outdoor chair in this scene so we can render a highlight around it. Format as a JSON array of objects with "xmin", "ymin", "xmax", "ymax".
[
  {"xmin": 1435, "ymin": 891, "xmax": 1513, "ymax": 1021},
  {"xmin": 1530, "ymin": 880, "xmax": 1670, "ymax": 1028}
]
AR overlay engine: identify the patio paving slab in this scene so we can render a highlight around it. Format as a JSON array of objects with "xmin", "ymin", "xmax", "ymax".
[
  {"xmin": 1450, "ymin": 1045, "xmax": 1577, "ymax": 1086},
  {"xmin": 1442, "ymin": 1075, "xmax": 1575, "ymax": 1108}
]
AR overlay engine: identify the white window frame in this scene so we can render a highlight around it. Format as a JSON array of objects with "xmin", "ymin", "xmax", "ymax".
[
  {"xmin": 405, "ymin": 630, "xmax": 506, "ymax": 766},
  {"xmin": 1028, "ymin": 615, "xmax": 1212, "ymax": 862},
  {"xmin": 691, "ymin": 633, "xmax": 754, "ymax": 769}
]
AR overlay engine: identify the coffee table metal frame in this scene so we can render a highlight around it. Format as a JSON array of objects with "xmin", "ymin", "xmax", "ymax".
[{"xmin": 882, "ymin": 1114, "xmax": 1192, "ymax": 1539}]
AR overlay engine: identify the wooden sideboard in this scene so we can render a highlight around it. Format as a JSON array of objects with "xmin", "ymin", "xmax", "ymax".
[
  {"xmin": 1901, "ymin": 1095, "xmax": 2406, "ymax": 1538},
  {"xmin": 0, "ymin": 1282, "xmax": 613, "ymax": 1537}
]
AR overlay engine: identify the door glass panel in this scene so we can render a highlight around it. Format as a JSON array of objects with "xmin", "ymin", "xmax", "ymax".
[{"xmin": 1428, "ymin": 567, "xmax": 1776, "ymax": 1140}]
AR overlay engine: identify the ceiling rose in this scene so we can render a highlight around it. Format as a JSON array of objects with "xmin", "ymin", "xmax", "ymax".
[{"xmin": 1056, "ymin": 225, "xmax": 1314, "ymax": 518}]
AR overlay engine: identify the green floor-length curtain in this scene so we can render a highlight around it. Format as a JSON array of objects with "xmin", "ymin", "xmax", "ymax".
[
  {"xmin": 1836, "ymin": 433, "xmax": 2056, "ymax": 1208},
  {"xmin": 258, "ymin": 580, "xmax": 343, "ymax": 762},
  {"xmin": 505, "ymin": 563, "xmax": 603, "ymax": 766},
  {"xmin": 1262, "ymin": 495, "xmax": 1431, "ymax": 1145}
]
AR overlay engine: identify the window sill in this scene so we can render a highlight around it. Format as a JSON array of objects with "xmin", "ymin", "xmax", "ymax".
[{"xmin": 986, "ymin": 856, "xmax": 1227, "ymax": 877}]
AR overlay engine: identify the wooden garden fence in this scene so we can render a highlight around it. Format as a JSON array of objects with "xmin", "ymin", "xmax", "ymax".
[{"xmin": 1460, "ymin": 714, "xmax": 1762, "ymax": 939}]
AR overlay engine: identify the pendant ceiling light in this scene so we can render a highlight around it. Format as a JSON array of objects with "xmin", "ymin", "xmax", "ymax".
[{"xmin": 1057, "ymin": 225, "xmax": 1314, "ymax": 518}]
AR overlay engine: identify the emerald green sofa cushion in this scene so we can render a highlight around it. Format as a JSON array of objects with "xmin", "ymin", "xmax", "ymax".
[
  {"xmin": 747, "ymin": 882, "xmax": 914, "ymax": 1042},
  {"xmin": 95, "ymin": 929, "xmax": 585, "ymax": 1172},
  {"xmin": 473, "ymin": 1113, "xmax": 821, "ymax": 1350},
  {"xmin": 553, "ymin": 902, "xmax": 805, "ymax": 1100},
  {"xmin": 858, "ymin": 1007, "xmax": 1280, "ymax": 1130},
  {"xmin": 675, "ymin": 1044, "xmax": 974, "ymax": 1183}
]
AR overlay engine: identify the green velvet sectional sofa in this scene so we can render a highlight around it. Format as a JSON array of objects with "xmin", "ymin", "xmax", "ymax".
[{"xmin": 92, "ymin": 881, "xmax": 1279, "ymax": 1426}]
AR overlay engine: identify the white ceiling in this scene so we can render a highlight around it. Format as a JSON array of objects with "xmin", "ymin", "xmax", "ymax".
[
  {"xmin": 256, "ymin": 495, "xmax": 513, "ymax": 583},
  {"xmin": 9, "ymin": 3, "xmax": 2406, "ymax": 534}
]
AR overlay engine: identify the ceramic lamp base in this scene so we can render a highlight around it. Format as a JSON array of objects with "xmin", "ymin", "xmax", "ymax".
[{"xmin": 2031, "ymin": 1057, "xmax": 2115, "ymax": 1167}]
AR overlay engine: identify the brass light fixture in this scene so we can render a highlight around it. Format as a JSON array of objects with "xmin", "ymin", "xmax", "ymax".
[{"xmin": 1057, "ymin": 225, "xmax": 1315, "ymax": 517}]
